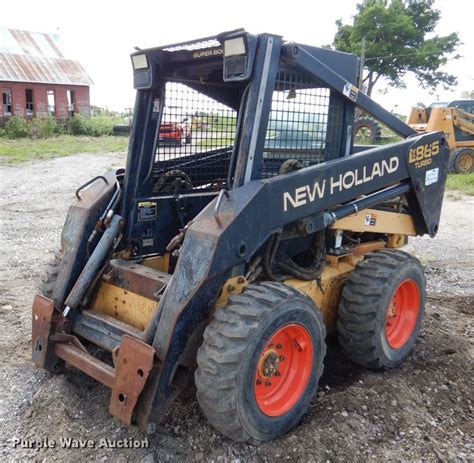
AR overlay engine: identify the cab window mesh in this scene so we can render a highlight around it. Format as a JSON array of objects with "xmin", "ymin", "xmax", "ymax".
[
  {"xmin": 262, "ymin": 71, "xmax": 345, "ymax": 178},
  {"xmin": 153, "ymin": 82, "xmax": 237, "ymax": 194}
]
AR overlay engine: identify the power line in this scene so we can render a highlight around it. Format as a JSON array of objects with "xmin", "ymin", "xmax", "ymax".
[{"xmin": 365, "ymin": 50, "xmax": 453, "ymax": 61}]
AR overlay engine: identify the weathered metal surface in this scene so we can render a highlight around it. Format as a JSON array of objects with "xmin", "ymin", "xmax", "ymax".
[
  {"xmin": 54, "ymin": 169, "xmax": 117, "ymax": 310},
  {"xmin": 55, "ymin": 342, "xmax": 115, "ymax": 389},
  {"xmin": 32, "ymin": 294, "xmax": 155, "ymax": 426},
  {"xmin": 215, "ymin": 275, "xmax": 248, "ymax": 309},
  {"xmin": 64, "ymin": 214, "xmax": 124, "ymax": 312},
  {"xmin": 31, "ymin": 295, "xmax": 57, "ymax": 369},
  {"xmin": 73, "ymin": 309, "xmax": 143, "ymax": 352},
  {"xmin": 142, "ymin": 254, "xmax": 170, "ymax": 273},
  {"xmin": 351, "ymin": 240, "xmax": 386, "ymax": 256},
  {"xmin": 105, "ymin": 259, "xmax": 170, "ymax": 300},
  {"xmin": 50, "ymin": 332, "xmax": 87, "ymax": 352},
  {"xmin": 91, "ymin": 282, "xmax": 157, "ymax": 330},
  {"xmin": 110, "ymin": 335, "xmax": 155, "ymax": 425},
  {"xmin": 0, "ymin": 27, "xmax": 92, "ymax": 85},
  {"xmin": 331, "ymin": 209, "xmax": 417, "ymax": 236}
]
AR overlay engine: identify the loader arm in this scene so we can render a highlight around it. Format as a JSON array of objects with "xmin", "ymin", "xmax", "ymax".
[
  {"xmin": 138, "ymin": 130, "xmax": 448, "ymax": 426},
  {"xmin": 454, "ymin": 109, "xmax": 474, "ymax": 136},
  {"xmin": 32, "ymin": 30, "xmax": 451, "ymax": 437}
]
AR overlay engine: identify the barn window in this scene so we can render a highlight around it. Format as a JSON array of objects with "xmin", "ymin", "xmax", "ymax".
[
  {"xmin": 47, "ymin": 90, "xmax": 56, "ymax": 116},
  {"xmin": 67, "ymin": 90, "xmax": 75, "ymax": 115},
  {"xmin": 2, "ymin": 89, "xmax": 12, "ymax": 116},
  {"xmin": 25, "ymin": 89, "xmax": 34, "ymax": 116}
]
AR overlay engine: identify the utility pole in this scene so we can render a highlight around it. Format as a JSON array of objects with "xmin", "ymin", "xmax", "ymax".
[{"xmin": 358, "ymin": 37, "xmax": 366, "ymax": 90}]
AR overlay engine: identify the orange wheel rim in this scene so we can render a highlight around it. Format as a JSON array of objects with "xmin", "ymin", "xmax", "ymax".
[
  {"xmin": 385, "ymin": 279, "xmax": 420, "ymax": 349},
  {"xmin": 254, "ymin": 324, "xmax": 313, "ymax": 416}
]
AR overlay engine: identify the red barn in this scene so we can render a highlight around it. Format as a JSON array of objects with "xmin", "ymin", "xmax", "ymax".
[{"xmin": 0, "ymin": 27, "xmax": 93, "ymax": 126}]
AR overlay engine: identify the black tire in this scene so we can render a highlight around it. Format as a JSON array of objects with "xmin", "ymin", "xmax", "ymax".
[
  {"xmin": 353, "ymin": 117, "xmax": 382, "ymax": 143},
  {"xmin": 112, "ymin": 124, "xmax": 131, "ymax": 134},
  {"xmin": 337, "ymin": 250, "xmax": 425, "ymax": 370},
  {"xmin": 185, "ymin": 134, "xmax": 192, "ymax": 144},
  {"xmin": 38, "ymin": 251, "xmax": 62, "ymax": 298},
  {"xmin": 448, "ymin": 147, "xmax": 474, "ymax": 173},
  {"xmin": 195, "ymin": 282, "xmax": 326, "ymax": 444}
]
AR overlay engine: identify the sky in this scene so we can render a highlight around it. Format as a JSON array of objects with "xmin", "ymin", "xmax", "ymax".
[{"xmin": 2, "ymin": 0, "xmax": 473, "ymax": 116}]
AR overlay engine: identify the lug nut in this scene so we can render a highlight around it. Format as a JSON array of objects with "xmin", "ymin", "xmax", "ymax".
[
  {"xmin": 256, "ymin": 378, "xmax": 262, "ymax": 385},
  {"xmin": 280, "ymin": 355, "xmax": 285, "ymax": 361},
  {"xmin": 275, "ymin": 371, "xmax": 281, "ymax": 376},
  {"xmin": 265, "ymin": 380, "xmax": 272, "ymax": 386},
  {"xmin": 276, "ymin": 343, "xmax": 282, "ymax": 349}
]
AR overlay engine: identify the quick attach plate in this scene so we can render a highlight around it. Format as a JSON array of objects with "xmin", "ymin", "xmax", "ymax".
[
  {"xmin": 31, "ymin": 295, "xmax": 62, "ymax": 371},
  {"xmin": 110, "ymin": 335, "xmax": 155, "ymax": 425}
]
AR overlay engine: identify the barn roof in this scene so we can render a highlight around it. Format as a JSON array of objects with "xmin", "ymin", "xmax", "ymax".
[{"xmin": 0, "ymin": 28, "xmax": 93, "ymax": 86}]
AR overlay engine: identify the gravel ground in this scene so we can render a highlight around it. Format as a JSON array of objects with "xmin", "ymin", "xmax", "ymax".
[{"xmin": 0, "ymin": 153, "xmax": 473, "ymax": 462}]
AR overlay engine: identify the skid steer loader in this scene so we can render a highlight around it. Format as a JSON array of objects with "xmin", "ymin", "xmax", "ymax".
[
  {"xmin": 407, "ymin": 100, "xmax": 474, "ymax": 173},
  {"xmin": 32, "ymin": 30, "xmax": 449, "ymax": 443}
]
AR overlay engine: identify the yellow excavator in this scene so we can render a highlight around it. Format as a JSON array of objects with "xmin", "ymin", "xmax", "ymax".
[{"xmin": 407, "ymin": 99, "xmax": 474, "ymax": 173}]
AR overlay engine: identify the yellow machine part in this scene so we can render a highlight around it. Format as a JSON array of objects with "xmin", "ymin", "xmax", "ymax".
[
  {"xmin": 93, "ymin": 208, "xmax": 414, "ymax": 334},
  {"xmin": 142, "ymin": 253, "xmax": 170, "ymax": 273},
  {"xmin": 407, "ymin": 107, "xmax": 428, "ymax": 125},
  {"xmin": 408, "ymin": 106, "xmax": 474, "ymax": 151},
  {"xmin": 91, "ymin": 282, "xmax": 157, "ymax": 330},
  {"xmin": 330, "ymin": 208, "xmax": 417, "ymax": 236},
  {"xmin": 214, "ymin": 209, "xmax": 414, "ymax": 332}
]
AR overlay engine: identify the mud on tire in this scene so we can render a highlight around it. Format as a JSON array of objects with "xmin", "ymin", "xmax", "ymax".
[
  {"xmin": 448, "ymin": 147, "xmax": 474, "ymax": 174},
  {"xmin": 38, "ymin": 251, "xmax": 62, "ymax": 298},
  {"xmin": 337, "ymin": 249, "xmax": 426, "ymax": 370},
  {"xmin": 195, "ymin": 282, "xmax": 326, "ymax": 444}
]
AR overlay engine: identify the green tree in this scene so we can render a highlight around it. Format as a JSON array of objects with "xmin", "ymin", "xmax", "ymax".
[{"xmin": 333, "ymin": 0, "xmax": 460, "ymax": 96}]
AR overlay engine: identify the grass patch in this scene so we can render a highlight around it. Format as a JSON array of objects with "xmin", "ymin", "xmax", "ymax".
[
  {"xmin": 197, "ymin": 137, "xmax": 234, "ymax": 149},
  {"xmin": 0, "ymin": 135, "xmax": 129, "ymax": 164},
  {"xmin": 445, "ymin": 173, "xmax": 474, "ymax": 196}
]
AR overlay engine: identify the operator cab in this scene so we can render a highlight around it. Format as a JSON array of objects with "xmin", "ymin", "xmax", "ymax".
[{"xmin": 123, "ymin": 30, "xmax": 358, "ymax": 259}]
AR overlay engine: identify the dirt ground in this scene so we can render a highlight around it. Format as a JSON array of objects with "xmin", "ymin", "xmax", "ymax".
[{"xmin": 0, "ymin": 153, "xmax": 473, "ymax": 462}]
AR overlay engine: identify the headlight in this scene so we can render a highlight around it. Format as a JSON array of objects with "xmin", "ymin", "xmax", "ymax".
[
  {"xmin": 224, "ymin": 37, "xmax": 246, "ymax": 57},
  {"xmin": 131, "ymin": 54, "xmax": 148, "ymax": 70}
]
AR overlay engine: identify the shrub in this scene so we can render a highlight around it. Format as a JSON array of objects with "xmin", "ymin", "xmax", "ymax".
[
  {"xmin": 5, "ymin": 116, "xmax": 29, "ymax": 139},
  {"xmin": 67, "ymin": 115, "xmax": 121, "ymax": 136},
  {"xmin": 84, "ymin": 116, "xmax": 120, "ymax": 136},
  {"xmin": 0, "ymin": 128, "xmax": 5, "ymax": 138},
  {"xmin": 31, "ymin": 117, "xmax": 58, "ymax": 138},
  {"xmin": 68, "ymin": 114, "xmax": 87, "ymax": 135}
]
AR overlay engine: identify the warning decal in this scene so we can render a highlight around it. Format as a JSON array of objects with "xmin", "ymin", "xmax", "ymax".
[
  {"xmin": 343, "ymin": 82, "xmax": 359, "ymax": 102},
  {"xmin": 138, "ymin": 201, "xmax": 157, "ymax": 221},
  {"xmin": 425, "ymin": 167, "xmax": 439, "ymax": 186},
  {"xmin": 364, "ymin": 213, "xmax": 377, "ymax": 226}
]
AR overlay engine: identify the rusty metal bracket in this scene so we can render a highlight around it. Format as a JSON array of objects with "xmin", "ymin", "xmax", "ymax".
[
  {"xmin": 32, "ymin": 295, "xmax": 61, "ymax": 371},
  {"xmin": 33, "ymin": 295, "xmax": 156, "ymax": 427},
  {"xmin": 110, "ymin": 335, "xmax": 155, "ymax": 425},
  {"xmin": 50, "ymin": 333, "xmax": 88, "ymax": 352}
]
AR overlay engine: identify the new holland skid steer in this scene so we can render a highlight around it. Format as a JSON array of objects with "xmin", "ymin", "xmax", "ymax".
[{"xmin": 32, "ymin": 30, "xmax": 449, "ymax": 443}]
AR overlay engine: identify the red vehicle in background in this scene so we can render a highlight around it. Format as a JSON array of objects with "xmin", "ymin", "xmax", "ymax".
[
  {"xmin": 159, "ymin": 119, "xmax": 192, "ymax": 146},
  {"xmin": 113, "ymin": 107, "xmax": 192, "ymax": 146},
  {"xmin": 159, "ymin": 108, "xmax": 192, "ymax": 146}
]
